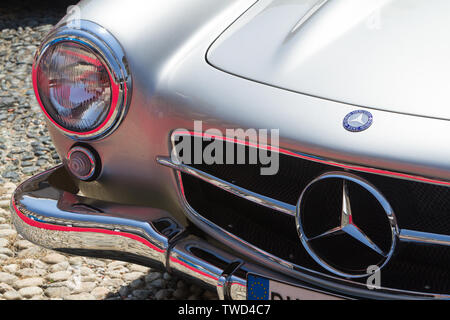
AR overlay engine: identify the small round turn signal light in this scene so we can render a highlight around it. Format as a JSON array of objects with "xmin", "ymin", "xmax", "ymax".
[{"xmin": 67, "ymin": 146, "xmax": 98, "ymax": 181}]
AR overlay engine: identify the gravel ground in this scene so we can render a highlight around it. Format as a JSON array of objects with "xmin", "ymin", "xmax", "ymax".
[{"xmin": 0, "ymin": 0, "xmax": 218, "ymax": 300}]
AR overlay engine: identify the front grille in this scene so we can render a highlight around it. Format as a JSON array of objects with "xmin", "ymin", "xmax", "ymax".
[
  {"xmin": 190, "ymin": 146, "xmax": 450, "ymax": 236},
  {"xmin": 362, "ymin": 174, "xmax": 450, "ymax": 235},
  {"xmin": 190, "ymin": 147, "xmax": 326, "ymax": 206},
  {"xmin": 181, "ymin": 173, "xmax": 317, "ymax": 270},
  {"xmin": 175, "ymin": 134, "xmax": 450, "ymax": 295}
]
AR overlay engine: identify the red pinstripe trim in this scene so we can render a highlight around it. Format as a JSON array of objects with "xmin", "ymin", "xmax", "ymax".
[
  {"xmin": 174, "ymin": 130, "xmax": 450, "ymax": 187},
  {"xmin": 169, "ymin": 256, "xmax": 218, "ymax": 281}
]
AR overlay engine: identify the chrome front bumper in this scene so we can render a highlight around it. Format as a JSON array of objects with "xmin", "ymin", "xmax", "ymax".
[
  {"xmin": 11, "ymin": 165, "xmax": 317, "ymax": 300},
  {"xmin": 13, "ymin": 165, "xmax": 448, "ymax": 300}
]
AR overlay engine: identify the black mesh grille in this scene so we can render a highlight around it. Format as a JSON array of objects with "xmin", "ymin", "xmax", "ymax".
[
  {"xmin": 177, "ymin": 135, "xmax": 450, "ymax": 294},
  {"xmin": 181, "ymin": 173, "xmax": 318, "ymax": 271},
  {"xmin": 359, "ymin": 174, "xmax": 450, "ymax": 235},
  {"xmin": 178, "ymin": 135, "xmax": 450, "ymax": 236}
]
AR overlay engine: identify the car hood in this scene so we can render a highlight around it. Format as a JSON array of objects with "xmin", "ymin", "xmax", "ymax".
[{"xmin": 207, "ymin": 0, "xmax": 450, "ymax": 120}]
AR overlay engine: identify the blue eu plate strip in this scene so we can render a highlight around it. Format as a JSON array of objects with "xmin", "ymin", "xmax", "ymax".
[{"xmin": 247, "ymin": 274, "xmax": 270, "ymax": 300}]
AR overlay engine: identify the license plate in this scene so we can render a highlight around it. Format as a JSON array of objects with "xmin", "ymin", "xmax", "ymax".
[{"xmin": 247, "ymin": 274, "xmax": 344, "ymax": 300}]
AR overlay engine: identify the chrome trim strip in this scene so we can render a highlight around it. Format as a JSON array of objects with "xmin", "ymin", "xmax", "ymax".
[
  {"xmin": 156, "ymin": 156, "xmax": 296, "ymax": 216},
  {"xmin": 221, "ymin": 261, "xmax": 245, "ymax": 300},
  {"xmin": 168, "ymin": 237, "xmax": 226, "ymax": 290},
  {"xmin": 399, "ymin": 229, "xmax": 450, "ymax": 246},
  {"xmin": 217, "ymin": 275, "xmax": 227, "ymax": 300}
]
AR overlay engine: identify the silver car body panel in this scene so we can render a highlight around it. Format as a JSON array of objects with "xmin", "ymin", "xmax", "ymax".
[
  {"xmin": 208, "ymin": 0, "xmax": 450, "ymax": 120},
  {"xmin": 48, "ymin": 0, "xmax": 450, "ymax": 207}
]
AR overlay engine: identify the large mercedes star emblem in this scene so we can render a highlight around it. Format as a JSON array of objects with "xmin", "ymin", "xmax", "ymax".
[{"xmin": 296, "ymin": 172, "xmax": 399, "ymax": 278}]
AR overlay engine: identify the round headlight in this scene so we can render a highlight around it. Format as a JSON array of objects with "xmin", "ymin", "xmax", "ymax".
[
  {"xmin": 32, "ymin": 21, "xmax": 131, "ymax": 140},
  {"xmin": 36, "ymin": 41, "xmax": 114, "ymax": 133}
]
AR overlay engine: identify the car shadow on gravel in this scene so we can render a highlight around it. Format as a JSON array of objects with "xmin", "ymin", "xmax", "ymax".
[
  {"xmin": 105, "ymin": 271, "xmax": 218, "ymax": 300},
  {"xmin": 56, "ymin": 250, "xmax": 219, "ymax": 300},
  {"xmin": 0, "ymin": 0, "xmax": 78, "ymax": 30}
]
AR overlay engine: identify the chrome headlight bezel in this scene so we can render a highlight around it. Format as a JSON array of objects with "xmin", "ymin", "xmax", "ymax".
[{"xmin": 32, "ymin": 20, "xmax": 132, "ymax": 141}]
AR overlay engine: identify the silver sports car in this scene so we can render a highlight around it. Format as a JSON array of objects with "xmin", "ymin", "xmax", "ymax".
[{"xmin": 10, "ymin": 0, "xmax": 450, "ymax": 299}]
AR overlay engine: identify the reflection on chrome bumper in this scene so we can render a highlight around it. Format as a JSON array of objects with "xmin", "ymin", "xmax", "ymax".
[{"xmin": 11, "ymin": 165, "xmax": 297, "ymax": 300}]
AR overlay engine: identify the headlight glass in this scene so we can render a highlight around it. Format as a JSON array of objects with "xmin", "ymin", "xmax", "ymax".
[{"xmin": 36, "ymin": 41, "xmax": 112, "ymax": 133}]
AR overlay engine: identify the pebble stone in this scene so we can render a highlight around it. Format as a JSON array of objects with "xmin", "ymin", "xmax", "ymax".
[
  {"xmin": 65, "ymin": 293, "xmax": 95, "ymax": 300},
  {"xmin": 0, "ymin": 0, "xmax": 218, "ymax": 301},
  {"xmin": 123, "ymin": 272, "xmax": 144, "ymax": 282},
  {"xmin": 41, "ymin": 253, "xmax": 67, "ymax": 265},
  {"xmin": 0, "ymin": 247, "xmax": 13, "ymax": 256},
  {"xmin": 46, "ymin": 271, "xmax": 72, "ymax": 282},
  {"xmin": 18, "ymin": 286, "xmax": 43, "ymax": 298},
  {"xmin": 3, "ymin": 264, "xmax": 18, "ymax": 274},
  {"xmin": 48, "ymin": 261, "xmax": 70, "ymax": 273},
  {"xmin": 0, "ymin": 283, "xmax": 13, "ymax": 293},
  {"xmin": 0, "ymin": 238, "xmax": 9, "ymax": 247},
  {"xmin": 14, "ymin": 277, "xmax": 44, "ymax": 289},
  {"xmin": 3, "ymin": 290, "xmax": 21, "ymax": 300},
  {"xmin": 0, "ymin": 272, "xmax": 18, "ymax": 285},
  {"xmin": 44, "ymin": 286, "xmax": 70, "ymax": 298},
  {"xmin": 91, "ymin": 286, "xmax": 109, "ymax": 299},
  {"xmin": 0, "ymin": 229, "xmax": 17, "ymax": 237}
]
